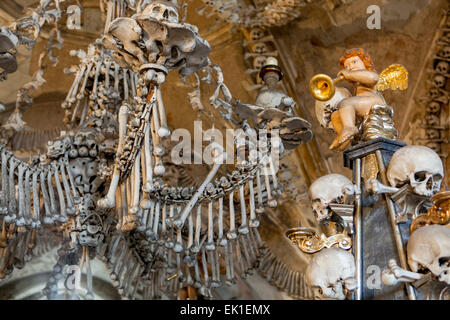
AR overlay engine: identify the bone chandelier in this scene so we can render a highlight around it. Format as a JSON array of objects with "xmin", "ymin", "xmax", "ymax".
[{"xmin": 0, "ymin": 0, "xmax": 313, "ymax": 300}]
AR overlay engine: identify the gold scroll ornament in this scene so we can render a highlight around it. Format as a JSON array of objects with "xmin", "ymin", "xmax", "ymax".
[
  {"xmin": 410, "ymin": 191, "xmax": 450, "ymax": 233},
  {"xmin": 285, "ymin": 227, "xmax": 352, "ymax": 254}
]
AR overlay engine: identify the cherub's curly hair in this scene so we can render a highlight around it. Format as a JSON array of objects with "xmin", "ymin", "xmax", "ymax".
[{"xmin": 339, "ymin": 48, "xmax": 375, "ymax": 71}]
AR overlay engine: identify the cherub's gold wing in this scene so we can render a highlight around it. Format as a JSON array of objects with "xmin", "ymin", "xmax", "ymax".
[{"xmin": 376, "ymin": 64, "xmax": 408, "ymax": 92}]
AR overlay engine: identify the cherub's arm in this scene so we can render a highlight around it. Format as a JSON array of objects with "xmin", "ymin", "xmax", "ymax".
[{"xmin": 338, "ymin": 69, "xmax": 379, "ymax": 87}]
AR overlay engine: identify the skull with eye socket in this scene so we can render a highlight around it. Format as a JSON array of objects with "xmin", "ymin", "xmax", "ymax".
[
  {"xmin": 309, "ymin": 174, "xmax": 355, "ymax": 223},
  {"xmin": 387, "ymin": 146, "xmax": 444, "ymax": 197},
  {"xmin": 142, "ymin": 0, "xmax": 179, "ymax": 23}
]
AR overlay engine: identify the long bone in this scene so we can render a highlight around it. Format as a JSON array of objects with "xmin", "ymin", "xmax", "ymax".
[
  {"xmin": 245, "ymin": 232, "xmax": 257, "ymax": 264},
  {"xmin": 191, "ymin": 205, "xmax": 202, "ymax": 253},
  {"xmin": 173, "ymin": 143, "xmax": 225, "ymax": 230},
  {"xmin": 193, "ymin": 254, "xmax": 202, "ymax": 288},
  {"xmin": 39, "ymin": 168, "xmax": 53, "ymax": 225},
  {"xmin": 186, "ymin": 209, "xmax": 194, "ymax": 252},
  {"xmin": 174, "ymin": 225, "xmax": 183, "ymax": 253},
  {"xmin": 381, "ymin": 259, "xmax": 424, "ymax": 286},
  {"xmin": 90, "ymin": 59, "xmax": 102, "ymax": 101},
  {"xmin": 138, "ymin": 208, "xmax": 149, "ymax": 233},
  {"xmin": 110, "ymin": 241, "xmax": 127, "ymax": 280},
  {"xmin": 201, "ymin": 247, "xmax": 210, "ymax": 286},
  {"xmin": 233, "ymin": 239, "xmax": 245, "ymax": 274},
  {"xmin": 58, "ymin": 159, "xmax": 75, "ymax": 215},
  {"xmin": 46, "ymin": 166, "xmax": 57, "ymax": 222},
  {"xmin": 226, "ymin": 192, "xmax": 237, "ymax": 240},
  {"xmin": 205, "ymin": 201, "xmax": 215, "ymax": 251},
  {"xmin": 145, "ymin": 199, "xmax": 155, "ymax": 238},
  {"xmin": 155, "ymin": 87, "xmax": 169, "ymax": 137},
  {"xmin": 63, "ymin": 157, "xmax": 80, "ymax": 204},
  {"xmin": 255, "ymin": 169, "xmax": 264, "ymax": 213},
  {"xmin": 16, "ymin": 163, "xmax": 26, "ymax": 227},
  {"xmin": 51, "ymin": 161, "xmax": 67, "ymax": 223},
  {"xmin": 119, "ymin": 257, "xmax": 137, "ymax": 296},
  {"xmin": 238, "ymin": 184, "xmax": 249, "ymax": 235},
  {"xmin": 84, "ymin": 246, "xmax": 94, "ymax": 299},
  {"xmin": 0, "ymin": 149, "xmax": 10, "ymax": 214},
  {"xmin": 217, "ymin": 196, "xmax": 227, "ymax": 247},
  {"xmin": 208, "ymin": 249, "xmax": 219, "ymax": 287},
  {"xmin": 151, "ymin": 200, "xmax": 160, "ymax": 242},
  {"xmin": 248, "ymin": 179, "xmax": 259, "ymax": 227},
  {"xmin": 64, "ymin": 66, "xmax": 84, "ymax": 105},
  {"xmin": 114, "ymin": 248, "xmax": 132, "ymax": 287},
  {"xmin": 149, "ymin": 102, "xmax": 164, "ymax": 176},
  {"xmin": 118, "ymin": 182, "xmax": 128, "ymax": 230},
  {"xmin": 142, "ymin": 120, "xmax": 154, "ymax": 192},
  {"xmin": 223, "ymin": 240, "xmax": 232, "ymax": 284},
  {"xmin": 123, "ymin": 69, "xmax": 129, "ymax": 101},
  {"xmin": 24, "ymin": 168, "xmax": 32, "ymax": 226},
  {"xmin": 263, "ymin": 160, "xmax": 277, "ymax": 207},
  {"xmin": 175, "ymin": 252, "xmax": 184, "ymax": 282},
  {"xmin": 5, "ymin": 157, "xmax": 17, "ymax": 224},
  {"xmin": 129, "ymin": 150, "xmax": 141, "ymax": 215},
  {"xmin": 98, "ymin": 103, "xmax": 129, "ymax": 209},
  {"xmin": 126, "ymin": 263, "xmax": 141, "ymax": 299},
  {"xmin": 158, "ymin": 203, "xmax": 167, "ymax": 246},
  {"xmin": 31, "ymin": 169, "xmax": 40, "ymax": 228},
  {"xmin": 239, "ymin": 234, "xmax": 253, "ymax": 273}
]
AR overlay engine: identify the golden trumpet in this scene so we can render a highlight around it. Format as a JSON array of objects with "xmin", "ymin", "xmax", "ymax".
[{"xmin": 309, "ymin": 74, "xmax": 345, "ymax": 101}]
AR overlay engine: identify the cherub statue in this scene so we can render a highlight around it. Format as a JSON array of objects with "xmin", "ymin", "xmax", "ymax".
[{"xmin": 311, "ymin": 48, "xmax": 408, "ymax": 151}]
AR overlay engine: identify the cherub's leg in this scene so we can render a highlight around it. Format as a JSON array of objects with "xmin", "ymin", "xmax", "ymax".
[{"xmin": 329, "ymin": 96, "xmax": 379, "ymax": 150}]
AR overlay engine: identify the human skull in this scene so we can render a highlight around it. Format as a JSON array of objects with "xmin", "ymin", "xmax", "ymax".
[
  {"xmin": 142, "ymin": 1, "xmax": 179, "ymax": 23},
  {"xmin": 249, "ymin": 28, "xmax": 265, "ymax": 41},
  {"xmin": 441, "ymin": 32, "xmax": 450, "ymax": 44},
  {"xmin": 432, "ymin": 74, "xmax": 446, "ymax": 88},
  {"xmin": 426, "ymin": 101, "xmax": 441, "ymax": 113},
  {"xmin": 252, "ymin": 42, "xmax": 268, "ymax": 54},
  {"xmin": 425, "ymin": 114, "xmax": 440, "ymax": 126},
  {"xmin": 309, "ymin": 174, "xmax": 355, "ymax": 222},
  {"xmin": 429, "ymin": 87, "xmax": 442, "ymax": 99},
  {"xmin": 69, "ymin": 158, "xmax": 99, "ymax": 193},
  {"xmin": 425, "ymin": 129, "xmax": 440, "ymax": 140},
  {"xmin": 253, "ymin": 55, "xmax": 267, "ymax": 70},
  {"xmin": 407, "ymin": 225, "xmax": 450, "ymax": 285},
  {"xmin": 435, "ymin": 61, "xmax": 449, "ymax": 74},
  {"xmin": 387, "ymin": 146, "xmax": 444, "ymax": 197},
  {"xmin": 305, "ymin": 247, "xmax": 357, "ymax": 300},
  {"xmin": 438, "ymin": 46, "xmax": 450, "ymax": 59}
]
